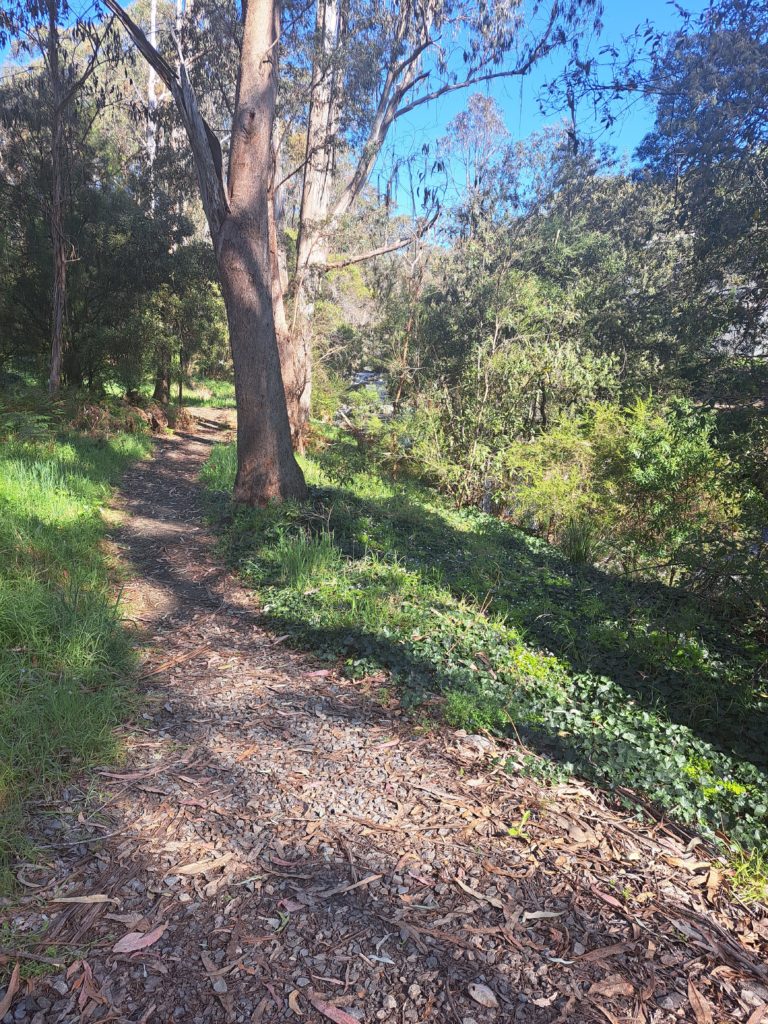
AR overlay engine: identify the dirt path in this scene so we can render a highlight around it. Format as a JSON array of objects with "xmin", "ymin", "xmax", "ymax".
[{"xmin": 3, "ymin": 418, "xmax": 767, "ymax": 1024}]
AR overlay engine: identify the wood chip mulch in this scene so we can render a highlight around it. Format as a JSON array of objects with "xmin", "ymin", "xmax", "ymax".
[{"xmin": 2, "ymin": 412, "xmax": 766, "ymax": 1024}]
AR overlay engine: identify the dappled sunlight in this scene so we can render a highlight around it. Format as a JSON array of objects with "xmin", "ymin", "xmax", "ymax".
[{"xmin": 202, "ymin": 433, "xmax": 768, "ymax": 860}]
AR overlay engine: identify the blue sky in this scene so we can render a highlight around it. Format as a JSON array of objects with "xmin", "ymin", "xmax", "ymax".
[
  {"xmin": 387, "ymin": 0, "xmax": 709, "ymax": 191},
  {"xmin": 3, "ymin": 0, "xmax": 708, "ymax": 200}
]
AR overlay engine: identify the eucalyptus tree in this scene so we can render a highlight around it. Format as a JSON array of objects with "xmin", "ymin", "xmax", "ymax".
[
  {"xmin": 636, "ymin": 0, "xmax": 768, "ymax": 387},
  {"xmin": 286, "ymin": 0, "xmax": 605, "ymax": 442},
  {"xmin": 0, "ymin": 1, "xmax": 116, "ymax": 393},
  {"xmin": 104, "ymin": 0, "xmax": 306, "ymax": 504}
]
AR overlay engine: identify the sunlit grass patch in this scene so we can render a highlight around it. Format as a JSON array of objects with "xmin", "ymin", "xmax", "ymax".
[
  {"xmin": 183, "ymin": 377, "xmax": 236, "ymax": 408},
  {"xmin": 730, "ymin": 847, "xmax": 768, "ymax": 905},
  {"xmin": 0, "ymin": 398, "xmax": 150, "ymax": 887}
]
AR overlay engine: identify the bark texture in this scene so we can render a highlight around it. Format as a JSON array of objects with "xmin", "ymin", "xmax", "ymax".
[
  {"xmin": 47, "ymin": 0, "xmax": 66, "ymax": 394},
  {"xmin": 104, "ymin": 0, "xmax": 306, "ymax": 504},
  {"xmin": 291, "ymin": 0, "xmax": 342, "ymax": 443}
]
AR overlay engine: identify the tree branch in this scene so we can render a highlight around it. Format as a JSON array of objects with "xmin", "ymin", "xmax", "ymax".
[
  {"xmin": 322, "ymin": 209, "xmax": 439, "ymax": 270},
  {"xmin": 102, "ymin": 0, "xmax": 229, "ymax": 239},
  {"xmin": 102, "ymin": 0, "xmax": 178, "ymax": 94}
]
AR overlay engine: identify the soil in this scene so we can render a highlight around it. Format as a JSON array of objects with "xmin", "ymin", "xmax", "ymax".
[{"xmin": 2, "ymin": 413, "xmax": 767, "ymax": 1024}]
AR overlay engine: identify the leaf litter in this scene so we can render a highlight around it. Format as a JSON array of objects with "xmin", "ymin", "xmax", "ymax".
[{"xmin": 0, "ymin": 411, "xmax": 765, "ymax": 1023}]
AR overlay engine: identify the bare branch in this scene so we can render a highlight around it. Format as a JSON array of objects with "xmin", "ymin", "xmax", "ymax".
[
  {"xmin": 323, "ymin": 210, "xmax": 439, "ymax": 270},
  {"xmin": 102, "ymin": 0, "xmax": 229, "ymax": 239}
]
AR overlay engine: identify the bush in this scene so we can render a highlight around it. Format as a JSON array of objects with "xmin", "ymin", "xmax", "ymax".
[
  {"xmin": 502, "ymin": 398, "xmax": 756, "ymax": 581},
  {"xmin": 202, "ymin": 430, "xmax": 768, "ymax": 858}
]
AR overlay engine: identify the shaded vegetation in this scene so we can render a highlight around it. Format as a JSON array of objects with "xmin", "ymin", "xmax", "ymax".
[{"xmin": 203, "ymin": 430, "xmax": 768, "ymax": 859}]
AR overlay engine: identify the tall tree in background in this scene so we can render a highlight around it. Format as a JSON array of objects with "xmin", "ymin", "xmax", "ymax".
[
  {"xmin": 104, "ymin": 0, "xmax": 306, "ymax": 504},
  {"xmin": 636, "ymin": 0, "xmax": 768, "ymax": 389},
  {"xmin": 288, "ymin": 0, "xmax": 604, "ymax": 443},
  {"xmin": 0, "ymin": 1, "xmax": 112, "ymax": 393}
]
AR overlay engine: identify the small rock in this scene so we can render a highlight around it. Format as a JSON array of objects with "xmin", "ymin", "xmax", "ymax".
[
  {"xmin": 212, "ymin": 978, "xmax": 228, "ymax": 995},
  {"xmin": 408, "ymin": 984, "xmax": 422, "ymax": 1001},
  {"xmin": 382, "ymin": 995, "xmax": 397, "ymax": 1011},
  {"xmin": 658, "ymin": 992, "xmax": 686, "ymax": 1010},
  {"xmin": 468, "ymin": 982, "xmax": 499, "ymax": 1009}
]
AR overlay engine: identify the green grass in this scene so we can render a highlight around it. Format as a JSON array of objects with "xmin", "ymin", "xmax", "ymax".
[
  {"xmin": 183, "ymin": 377, "xmax": 236, "ymax": 408},
  {"xmin": 730, "ymin": 848, "xmax": 768, "ymax": 905},
  {"xmin": 202, "ymin": 429, "xmax": 768, "ymax": 862},
  {"xmin": 0, "ymin": 393, "xmax": 151, "ymax": 887},
  {"xmin": 100, "ymin": 375, "xmax": 236, "ymax": 409}
]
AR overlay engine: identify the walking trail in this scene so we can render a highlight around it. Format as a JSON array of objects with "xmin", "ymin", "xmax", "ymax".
[{"xmin": 3, "ymin": 415, "xmax": 767, "ymax": 1024}]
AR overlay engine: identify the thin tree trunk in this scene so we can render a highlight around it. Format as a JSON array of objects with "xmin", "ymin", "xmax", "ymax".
[
  {"xmin": 291, "ymin": 0, "xmax": 341, "ymax": 442},
  {"xmin": 47, "ymin": 0, "xmax": 66, "ymax": 394},
  {"xmin": 153, "ymin": 346, "xmax": 170, "ymax": 402},
  {"xmin": 269, "ymin": 189, "xmax": 304, "ymax": 448},
  {"xmin": 147, "ymin": 0, "xmax": 158, "ymax": 207}
]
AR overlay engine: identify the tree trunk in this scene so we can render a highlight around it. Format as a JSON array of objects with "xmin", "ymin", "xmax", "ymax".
[
  {"xmin": 218, "ymin": 218, "xmax": 305, "ymax": 503},
  {"xmin": 221, "ymin": 0, "xmax": 306, "ymax": 503},
  {"xmin": 291, "ymin": 0, "xmax": 341, "ymax": 442},
  {"xmin": 268, "ymin": 185, "xmax": 301, "ymax": 447},
  {"xmin": 47, "ymin": 1, "xmax": 66, "ymax": 394},
  {"xmin": 104, "ymin": 0, "xmax": 306, "ymax": 504},
  {"xmin": 147, "ymin": 0, "xmax": 158, "ymax": 208},
  {"xmin": 153, "ymin": 348, "xmax": 170, "ymax": 403}
]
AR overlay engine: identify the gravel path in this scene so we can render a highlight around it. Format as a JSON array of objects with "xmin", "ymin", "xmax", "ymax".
[{"xmin": 2, "ymin": 416, "xmax": 767, "ymax": 1024}]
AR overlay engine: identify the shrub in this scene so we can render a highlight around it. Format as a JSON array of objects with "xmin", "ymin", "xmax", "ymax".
[{"xmin": 501, "ymin": 397, "xmax": 753, "ymax": 581}]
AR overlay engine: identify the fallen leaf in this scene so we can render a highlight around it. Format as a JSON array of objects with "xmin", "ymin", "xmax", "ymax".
[
  {"xmin": 112, "ymin": 922, "xmax": 167, "ymax": 954},
  {"xmin": 589, "ymin": 975, "xmax": 634, "ymax": 999},
  {"xmin": 454, "ymin": 877, "xmax": 504, "ymax": 909},
  {"xmin": 279, "ymin": 898, "xmax": 305, "ymax": 913},
  {"xmin": 576, "ymin": 943, "xmax": 630, "ymax": 963},
  {"xmin": 688, "ymin": 980, "xmax": 714, "ymax": 1024},
  {"xmin": 591, "ymin": 886, "xmax": 624, "ymax": 910},
  {"xmin": 522, "ymin": 910, "xmax": 564, "ymax": 921},
  {"xmin": 468, "ymin": 982, "xmax": 500, "ymax": 1008},
  {"xmin": 0, "ymin": 962, "xmax": 20, "ymax": 1017},
  {"xmin": 308, "ymin": 996, "xmax": 362, "ymax": 1024},
  {"xmin": 98, "ymin": 763, "xmax": 169, "ymax": 782},
  {"xmin": 288, "ymin": 989, "xmax": 304, "ymax": 1016},
  {"xmin": 235, "ymin": 745, "xmax": 260, "ymax": 763},
  {"xmin": 592, "ymin": 1004, "xmax": 621, "ymax": 1024},
  {"xmin": 706, "ymin": 868, "xmax": 723, "ymax": 903},
  {"xmin": 53, "ymin": 894, "xmax": 119, "ymax": 906},
  {"xmin": 747, "ymin": 1006, "xmax": 768, "ymax": 1024},
  {"xmin": 175, "ymin": 853, "xmax": 232, "ymax": 876},
  {"xmin": 321, "ymin": 873, "xmax": 383, "ymax": 899}
]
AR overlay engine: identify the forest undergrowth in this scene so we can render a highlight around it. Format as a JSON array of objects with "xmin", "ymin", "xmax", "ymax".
[{"xmin": 203, "ymin": 428, "xmax": 768, "ymax": 899}]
